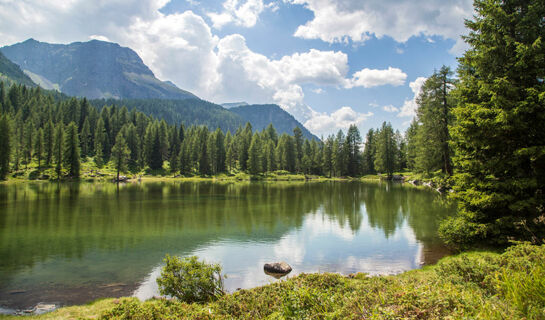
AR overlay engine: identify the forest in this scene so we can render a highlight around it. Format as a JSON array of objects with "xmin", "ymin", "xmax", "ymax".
[{"xmin": 0, "ymin": 0, "xmax": 544, "ymax": 250}]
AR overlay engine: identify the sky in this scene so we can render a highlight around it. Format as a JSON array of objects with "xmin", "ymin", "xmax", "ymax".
[{"xmin": 0, "ymin": 0, "xmax": 474, "ymax": 137}]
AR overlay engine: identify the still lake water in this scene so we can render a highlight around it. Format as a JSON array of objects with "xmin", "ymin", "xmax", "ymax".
[{"xmin": 0, "ymin": 181, "xmax": 455, "ymax": 310}]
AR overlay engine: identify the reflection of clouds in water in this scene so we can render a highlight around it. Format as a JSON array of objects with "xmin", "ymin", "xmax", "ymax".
[
  {"xmin": 133, "ymin": 208, "xmax": 422, "ymax": 301},
  {"xmin": 273, "ymin": 234, "xmax": 306, "ymax": 264},
  {"xmin": 305, "ymin": 212, "xmax": 355, "ymax": 241}
]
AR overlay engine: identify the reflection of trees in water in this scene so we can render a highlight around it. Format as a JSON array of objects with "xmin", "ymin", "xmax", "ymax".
[{"xmin": 0, "ymin": 181, "xmax": 455, "ymax": 286}]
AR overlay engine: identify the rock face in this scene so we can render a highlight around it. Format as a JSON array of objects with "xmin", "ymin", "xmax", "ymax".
[
  {"xmin": 264, "ymin": 262, "xmax": 292, "ymax": 276},
  {"xmin": 1, "ymin": 38, "xmax": 197, "ymax": 100}
]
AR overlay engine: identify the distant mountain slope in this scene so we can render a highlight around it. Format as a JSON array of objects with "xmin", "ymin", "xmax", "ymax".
[
  {"xmin": 1, "ymin": 39, "xmax": 196, "ymax": 100},
  {"xmin": 92, "ymin": 98, "xmax": 246, "ymax": 133},
  {"xmin": 230, "ymin": 104, "xmax": 319, "ymax": 140},
  {"xmin": 0, "ymin": 51, "xmax": 35, "ymax": 86}
]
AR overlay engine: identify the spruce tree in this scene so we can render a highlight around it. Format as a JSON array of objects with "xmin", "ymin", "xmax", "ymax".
[
  {"xmin": 63, "ymin": 122, "xmax": 80, "ymax": 178},
  {"xmin": 111, "ymin": 132, "xmax": 130, "ymax": 182},
  {"xmin": 247, "ymin": 134, "xmax": 262, "ymax": 175},
  {"xmin": 53, "ymin": 123, "xmax": 64, "ymax": 179},
  {"xmin": 442, "ymin": 0, "xmax": 545, "ymax": 246},
  {"xmin": 374, "ymin": 122, "xmax": 396, "ymax": 178},
  {"xmin": 34, "ymin": 128, "xmax": 44, "ymax": 171},
  {"xmin": 0, "ymin": 115, "xmax": 11, "ymax": 180}
]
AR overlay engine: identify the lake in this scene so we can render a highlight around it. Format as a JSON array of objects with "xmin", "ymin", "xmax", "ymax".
[{"xmin": 0, "ymin": 181, "xmax": 455, "ymax": 311}]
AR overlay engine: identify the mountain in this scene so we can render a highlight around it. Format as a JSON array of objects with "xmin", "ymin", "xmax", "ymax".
[
  {"xmin": 0, "ymin": 51, "xmax": 35, "ymax": 86},
  {"xmin": 92, "ymin": 98, "xmax": 246, "ymax": 133},
  {"xmin": 0, "ymin": 38, "xmax": 196, "ymax": 100},
  {"xmin": 230, "ymin": 104, "xmax": 319, "ymax": 140}
]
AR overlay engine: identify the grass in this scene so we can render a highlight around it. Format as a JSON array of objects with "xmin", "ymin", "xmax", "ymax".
[{"xmin": 2, "ymin": 243, "xmax": 543, "ymax": 319}]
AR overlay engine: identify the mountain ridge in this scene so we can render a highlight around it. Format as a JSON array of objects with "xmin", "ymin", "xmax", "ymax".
[{"xmin": 0, "ymin": 38, "xmax": 196, "ymax": 100}]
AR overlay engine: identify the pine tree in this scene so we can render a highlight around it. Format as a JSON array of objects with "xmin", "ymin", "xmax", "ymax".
[
  {"xmin": 414, "ymin": 66, "xmax": 455, "ymax": 175},
  {"xmin": 362, "ymin": 129, "xmax": 376, "ymax": 174},
  {"xmin": 34, "ymin": 128, "xmax": 44, "ymax": 171},
  {"xmin": 94, "ymin": 118, "xmax": 107, "ymax": 167},
  {"xmin": 441, "ymin": 0, "xmax": 545, "ymax": 246},
  {"xmin": 247, "ymin": 134, "xmax": 262, "ymax": 175},
  {"xmin": 111, "ymin": 131, "xmax": 130, "ymax": 182},
  {"xmin": 44, "ymin": 120, "xmax": 54, "ymax": 166},
  {"xmin": 322, "ymin": 135, "xmax": 334, "ymax": 177},
  {"xmin": 22, "ymin": 121, "xmax": 33, "ymax": 167},
  {"xmin": 374, "ymin": 122, "xmax": 396, "ymax": 177},
  {"xmin": 53, "ymin": 123, "xmax": 64, "ymax": 179},
  {"xmin": 345, "ymin": 125, "xmax": 362, "ymax": 176},
  {"xmin": 63, "ymin": 122, "xmax": 80, "ymax": 178},
  {"xmin": 0, "ymin": 115, "xmax": 11, "ymax": 180},
  {"xmin": 80, "ymin": 118, "xmax": 91, "ymax": 158},
  {"xmin": 293, "ymin": 127, "xmax": 303, "ymax": 172}
]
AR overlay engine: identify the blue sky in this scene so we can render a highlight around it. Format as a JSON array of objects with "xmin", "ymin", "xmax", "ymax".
[{"xmin": 0, "ymin": 0, "xmax": 473, "ymax": 136}]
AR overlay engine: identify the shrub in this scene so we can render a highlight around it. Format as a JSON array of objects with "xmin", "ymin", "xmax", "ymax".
[{"xmin": 156, "ymin": 255, "xmax": 225, "ymax": 303}]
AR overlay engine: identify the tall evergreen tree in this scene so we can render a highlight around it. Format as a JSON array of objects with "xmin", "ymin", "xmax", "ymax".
[
  {"xmin": 94, "ymin": 118, "xmax": 107, "ymax": 167},
  {"xmin": 80, "ymin": 118, "xmax": 91, "ymax": 158},
  {"xmin": 414, "ymin": 66, "xmax": 455, "ymax": 175},
  {"xmin": 34, "ymin": 128, "xmax": 44, "ymax": 171},
  {"xmin": 111, "ymin": 131, "xmax": 130, "ymax": 181},
  {"xmin": 63, "ymin": 122, "xmax": 80, "ymax": 178},
  {"xmin": 345, "ymin": 125, "xmax": 362, "ymax": 176},
  {"xmin": 43, "ymin": 120, "xmax": 54, "ymax": 166},
  {"xmin": 0, "ymin": 115, "xmax": 11, "ymax": 180},
  {"xmin": 247, "ymin": 134, "xmax": 262, "ymax": 175},
  {"xmin": 442, "ymin": 0, "xmax": 545, "ymax": 246},
  {"xmin": 53, "ymin": 123, "xmax": 64, "ymax": 179},
  {"xmin": 374, "ymin": 122, "xmax": 396, "ymax": 177}
]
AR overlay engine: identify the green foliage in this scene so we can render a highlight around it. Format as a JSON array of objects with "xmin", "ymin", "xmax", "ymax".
[
  {"xmin": 410, "ymin": 66, "xmax": 455, "ymax": 175},
  {"xmin": 111, "ymin": 132, "xmax": 130, "ymax": 180},
  {"xmin": 0, "ymin": 115, "xmax": 11, "ymax": 180},
  {"xmin": 156, "ymin": 255, "xmax": 225, "ymax": 304},
  {"xmin": 63, "ymin": 122, "xmax": 80, "ymax": 178},
  {"xmin": 96, "ymin": 243, "xmax": 545, "ymax": 320},
  {"xmin": 374, "ymin": 122, "xmax": 396, "ymax": 177},
  {"xmin": 444, "ymin": 0, "xmax": 545, "ymax": 246}
]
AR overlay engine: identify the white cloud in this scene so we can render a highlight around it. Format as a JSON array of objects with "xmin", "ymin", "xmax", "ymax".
[
  {"xmin": 311, "ymin": 88, "xmax": 324, "ymax": 94},
  {"xmin": 208, "ymin": 0, "xmax": 267, "ymax": 29},
  {"xmin": 398, "ymin": 77, "xmax": 427, "ymax": 117},
  {"xmin": 286, "ymin": 0, "xmax": 473, "ymax": 51},
  {"xmin": 89, "ymin": 35, "xmax": 110, "ymax": 42},
  {"xmin": 382, "ymin": 105, "xmax": 399, "ymax": 113},
  {"xmin": 0, "ymin": 0, "xmax": 392, "ymax": 137},
  {"xmin": 215, "ymin": 34, "xmax": 351, "ymax": 121},
  {"xmin": 304, "ymin": 107, "xmax": 373, "ymax": 136},
  {"xmin": 348, "ymin": 67, "xmax": 407, "ymax": 88}
]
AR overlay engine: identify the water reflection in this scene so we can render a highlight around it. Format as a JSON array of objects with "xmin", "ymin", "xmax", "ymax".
[{"xmin": 0, "ymin": 181, "xmax": 455, "ymax": 310}]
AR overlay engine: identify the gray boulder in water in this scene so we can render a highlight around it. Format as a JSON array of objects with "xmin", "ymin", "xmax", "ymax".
[{"xmin": 264, "ymin": 262, "xmax": 292, "ymax": 276}]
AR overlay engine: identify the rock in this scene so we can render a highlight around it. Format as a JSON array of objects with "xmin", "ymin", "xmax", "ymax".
[
  {"xmin": 264, "ymin": 262, "xmax": 292, "ymax": 277},
  {"xmin": 34, "ymin": 304, "xmax": 56, "ymax": 315},
  {"xmin": 391, "ymin": 175, "xmax": 405, "ymax": 181}
]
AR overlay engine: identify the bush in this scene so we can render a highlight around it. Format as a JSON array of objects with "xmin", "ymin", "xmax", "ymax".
[
  {"xmin": 156, "ymin": 255, "xmax": 225, "ymax": 303},
  {"xmin": 490, "ymin": 243, "xmax": 545, "ymax": 319}
]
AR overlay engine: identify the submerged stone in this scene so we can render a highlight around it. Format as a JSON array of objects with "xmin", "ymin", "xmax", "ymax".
[{"xmin": 264, "ymin": 262, "xmax": 292, "ymax": 277}]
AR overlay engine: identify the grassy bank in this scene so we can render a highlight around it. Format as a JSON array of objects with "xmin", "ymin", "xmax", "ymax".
[{"xmin": 2, "ymin": 243, "xmax": 543, "ymax": 319}]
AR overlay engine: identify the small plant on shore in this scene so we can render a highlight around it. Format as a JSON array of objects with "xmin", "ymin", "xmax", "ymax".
[{"xmin": 156, "ymin": 255, "xmax": 225, "ymax": 303}]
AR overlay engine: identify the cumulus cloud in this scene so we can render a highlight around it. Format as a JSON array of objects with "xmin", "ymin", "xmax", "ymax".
[
  {"xmin": 311, "ymin": 88, "xmax": 324, "ymax": 94},
  {"xmin": 286, "ymin": 0, "xmax": 473, "ymax": 51},
  {"xmin": 348, "ymin": 67, "xmax": 407, "ymax": 88},
  {"xmin": 398, "ymin": 77, "xmax": 427, "ymax": 117},
  {"xmin": 304, "ymin": 107, "xmax": 373, "ymax": 136},
  {"xmin": 382, "ymin": 105, "xmax": 399, "ymax": 113},
  {"xmin": 0, "ymin": 0, "xmax": 385, "ymax": 136},
  {"xmin": 215, "ymin": 34, "xmax": 351, "ymax": 121},
  {"xmin": 208, "ymin": 0, "xmax": 268, "ymax": 29}
]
